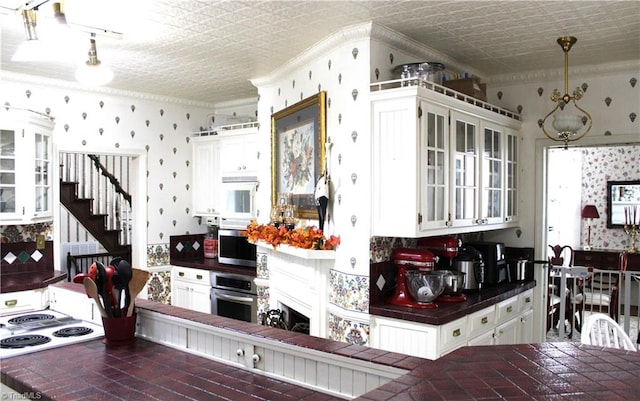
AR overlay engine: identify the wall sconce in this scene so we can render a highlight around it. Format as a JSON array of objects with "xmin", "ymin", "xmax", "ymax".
[
  {"xmin": 581, "ymin": 204, "xmax": 600, "ymax": 250},
  {"xmin": 75, "ymin": 35, "xmax": 113, "ymax": 86},
  {"xmin": 540, "ymin": 36, "xmax": 592, "ymax": 148}
]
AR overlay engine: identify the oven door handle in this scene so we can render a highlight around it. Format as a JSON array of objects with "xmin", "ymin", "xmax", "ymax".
[{"xmin": 215, "ymin": 291, "xmax": 254, "ymax": 304}]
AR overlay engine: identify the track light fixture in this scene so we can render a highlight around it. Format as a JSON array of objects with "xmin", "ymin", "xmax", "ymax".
[{"xmin": 75, "ymin": 34, "xmax": 113, "ymax": 86}]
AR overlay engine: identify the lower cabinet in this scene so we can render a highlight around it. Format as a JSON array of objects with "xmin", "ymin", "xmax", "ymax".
[
  {"xmin": 370, "ymin": 288, "xmax": 535, "ymax": 359},
  {"xmin": 49, "ymin": 284, "xmax": 101, "ymax": 325},
  {"xmin": 0, "ymin": 287, "xmax": 48, "ymax": 317},
  {"xmin": 171, "ymin": 266, "xmax": 210, "ymax": 313}
]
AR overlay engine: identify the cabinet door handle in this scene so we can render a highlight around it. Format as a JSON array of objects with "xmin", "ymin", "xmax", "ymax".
[
  {"xmin": 452, "ymin": 328, "xmax": 461, "ymax": 337},
  {"xmin": 506, "ymin": 306, "xmax": 513, "ymax": 313},
  {"xmin": 481, "ymin": 317, "xmax": 488, "ymax": 324},
  {"xmin": 5, "ymin": 299, "xmax": 17, "ymax": 307},
  {"xmin": 525, "ymin": 297, "xmax": 531, "ymax": 303},
  {"xmin": 196, "ymin": 274, "xmax": 203, "ymax": 280},
  {"xmin": 179, "ymin": 272, "xmax": 185, "ymax": 277}
]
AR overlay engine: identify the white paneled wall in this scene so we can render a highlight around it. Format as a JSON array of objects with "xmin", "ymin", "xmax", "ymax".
[{"xmin": 136, "ymin": 310, "xmax": 406, "ymax": 399}]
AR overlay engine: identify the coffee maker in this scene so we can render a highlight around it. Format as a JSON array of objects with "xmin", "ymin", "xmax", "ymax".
[
  {"xmin": 454, "ymin": 245, "xmax": 485, "ymax": 292},
  {"xmin": 466, "ymin": 241, "xmax": 509, "ymax": 285}
]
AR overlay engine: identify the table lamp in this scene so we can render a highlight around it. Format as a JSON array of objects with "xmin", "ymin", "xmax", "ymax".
[{"xmin": 581, "ymin": 204, "xmax": 600, "ymax": 250}]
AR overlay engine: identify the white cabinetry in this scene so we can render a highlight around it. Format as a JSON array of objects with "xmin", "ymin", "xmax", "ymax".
[
  {"xmin": 171, "ymin": 266, "xmax": 210, "ymax": 313},
  {"xmin": 191, "ymin": 135, "xmax": 222, "ymax": 216},
  {"xmin": 49, "ymin": 284, "xmax": 102, "ymax": 325},
  {"xmin": 220, "ymin": 129, "xmax": 258, "ymax": 176},
  {"xmin": 370, "ymin": 83, "xmax": 521, "ymax": 237},
  {"xmin": 370, "ymin": 288, "xmax": 535, "ymax": 359},
  {"xmin": 0, "ymin": 288, "xmax": 48, "ymax": 316},
  {"xmin": 0, "ymin": 110, "xmax": 54, "ymax": 223}
]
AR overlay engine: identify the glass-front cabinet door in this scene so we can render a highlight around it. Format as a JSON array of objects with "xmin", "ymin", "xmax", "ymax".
[
  {"xmin": 0, "ymin": 111, "xmax": 54, "ymax": 223},
  {"xmin": 480, "ymin": 123, "xmax": 504, "ymax": 225},
  {"xmin": 504, "ymin": 130, "xmax": 519, "ymax": 223},
  {"xmin": 0, "ymin": 128, "xmax": 17, "ymax": 216},
  {"xmin": 450, "ymin": 111, "xmax": 480, "ymax": 227},
  {"xmin": 419, "ymin": 101, "xmax": 450, "ymax": 231}
]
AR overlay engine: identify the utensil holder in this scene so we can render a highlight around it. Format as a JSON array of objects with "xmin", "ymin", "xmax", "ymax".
[{"xmin": 102, "ymin": 310, "xmax": 137, "ymax": 345}]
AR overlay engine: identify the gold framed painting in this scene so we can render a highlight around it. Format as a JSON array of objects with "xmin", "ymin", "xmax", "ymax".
[{"xmin": 271, "ymin": 91, "xmax": 326, "ymax": 219}]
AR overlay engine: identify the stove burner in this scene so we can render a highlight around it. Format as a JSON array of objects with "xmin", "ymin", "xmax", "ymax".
[
  {"xmin": 7, "ymin": 313, "xmax": 55, "ymax": 325},
  {"xmin": 0, "ymin": 335, "xmax": 51, "ymax": 349},
  {"xmin": 53, "ymin": 327, "xmax": 94, "ymax": 338}
]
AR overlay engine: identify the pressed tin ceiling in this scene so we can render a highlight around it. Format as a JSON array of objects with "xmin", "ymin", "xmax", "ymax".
[{"xmin": 1, "ymin": 0, "xmax": 639, "ymax": 105}]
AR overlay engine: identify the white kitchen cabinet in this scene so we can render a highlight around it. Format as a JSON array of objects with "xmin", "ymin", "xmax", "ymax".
[
  {"xmin": 171, "ymin": 266, "xmax": 210, "ymax": 313},
  {"xmin": 0, "ymin": 287, "xmax": 48, "ymax": 316},
  {"xmin": 191, "ymin": 135, "xmax": 222, "ymax": 217},
  {"xmin": 370, "ymin": 315, "xmax": 439, "ymax": 360},
  {"xmin": 219, "ymin": 124, "xmax": 258, "ymax": 177},
  {"xmin": 370, "ymin": 82, "xmax": 521, "ymax": 237},
  {"xmin": 370, "ymin": 287, "xmax": 536, "ymax": 359},
  {"xmin": 0, "ymin": 110, "xmax": 54, "ymax": 223},
  {"xmin": 48, "ymin": 284, "xmax": 102, "ymax": 324}
]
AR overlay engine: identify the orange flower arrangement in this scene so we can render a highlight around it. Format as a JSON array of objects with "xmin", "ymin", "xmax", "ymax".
[{"xmin": 243, "ymin": 221, "xmax": 340, "ymax": 250}]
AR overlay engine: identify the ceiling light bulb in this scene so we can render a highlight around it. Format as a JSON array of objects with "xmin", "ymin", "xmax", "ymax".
[{"xmin": 76, "ymin": 38, "xmax": 113, "ymax": 86}]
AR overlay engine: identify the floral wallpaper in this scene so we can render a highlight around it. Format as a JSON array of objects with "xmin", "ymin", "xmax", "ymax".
[
  {"xmin": 580, "ymin": 145, "xmax": 640, "ymax": 250},
  {"xmin": 0, "ymin": 223, "xmax": 52, "ymax": 242}
]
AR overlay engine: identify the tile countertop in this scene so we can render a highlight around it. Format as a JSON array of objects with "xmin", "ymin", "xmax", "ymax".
[
  {"xmin": 4, "ymin": 282, "xmax": 640, "ymax": 400},
  {"xmin": 370, "ymin": 281, "xmax": 536, "ymax": 325},
  {"xmin": 0, "ymin": 270, "xmax": 66, "ymax": 293},
  {"xmin": 171, "ymin": 257, "xmax": 257, "ymax": 277}
]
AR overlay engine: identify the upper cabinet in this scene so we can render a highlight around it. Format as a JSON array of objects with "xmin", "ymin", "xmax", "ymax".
[
  {"xmin": 0, "ymin": 110, "xmax": 54, "ymax": 224},
  {"xmin": 219, "ymin": 124, "xmax": 259, "ymax": 177},
  {"xmin": 371, "ymin": 81, "xmax": 521, "ymax": 237},
  {"xmin": 191, "ymin": 122, "xmax": 258, "ymax": 218}
]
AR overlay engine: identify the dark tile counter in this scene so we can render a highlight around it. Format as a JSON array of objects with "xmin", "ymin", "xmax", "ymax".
[
  {"xmin": 0, "ymin": 270, "xmax": 66, "ymax": 293},
  {"xmin": 171, "ymin": 257, "xmax": 256, "ymax": 277},
  {"xmin": 370, "ymin": 281, "xmax": 536, "ymax": 325}
]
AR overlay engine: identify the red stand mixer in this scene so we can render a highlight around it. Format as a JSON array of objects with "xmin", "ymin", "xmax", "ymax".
[
  {"xmin": 387, "ymin": 248, "xmax": 439, "ymax": 308},
  {"xmin": 418, "ymin": 236, "xmax": 467, "ymax": 303}
]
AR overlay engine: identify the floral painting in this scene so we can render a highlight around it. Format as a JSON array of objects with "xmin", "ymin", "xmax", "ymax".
[
  {"xmin": 280, "ymin": 121, "xmax": 315, "ymax": 193},
  {"xmin": 271, "ymin": 92, "xmax": 326, "ymax": 219}
]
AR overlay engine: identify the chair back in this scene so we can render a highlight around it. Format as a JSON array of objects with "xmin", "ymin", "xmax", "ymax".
[
  {"xmin": 580, "ymin": 313, "xmax": 637, "ymax": 351},
  {"xmin": 548, "ymin": 245, "xmax": 574, "ymax": 266}
]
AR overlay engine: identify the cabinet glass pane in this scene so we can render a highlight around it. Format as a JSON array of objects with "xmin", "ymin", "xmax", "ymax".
[
  {"xmin": 422, "ymin": 108, "xmax": 447, "ymax": 225},
  {"xmin": 0, "ymin": 130, "xmax": 16, "ymax": 156},
  {"xmin": 34, "ymin": 133, "xmax": 50, "ymax": 214},
  {"xmin": 0, "ymin": 187, "xmax": 15, "ymax": 213}
]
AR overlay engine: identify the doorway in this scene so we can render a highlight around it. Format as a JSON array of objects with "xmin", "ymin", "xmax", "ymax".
[{"xmin": 53, "ymin": 148, "xmax": 148, "ymax": 272}]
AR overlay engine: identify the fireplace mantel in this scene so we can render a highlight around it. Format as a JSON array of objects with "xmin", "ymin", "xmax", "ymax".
[{"xmin": 255, "ymin": 242, "xmax": 335, "ymax": 337}]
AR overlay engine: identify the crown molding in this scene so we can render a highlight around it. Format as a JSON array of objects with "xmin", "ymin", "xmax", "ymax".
[
  {"xmin": 251, "ymin": 22, "xmax": 482, "ymax": 87},
  {"xmin": 486, "ymin": 60, "xmax": 640, "ymax": 86},
  {"xmin": 1, "ymin": 71, "xmax": 218, "ymax": 109}
]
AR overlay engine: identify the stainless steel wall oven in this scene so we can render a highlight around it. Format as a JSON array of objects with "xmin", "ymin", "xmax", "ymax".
[{"xmin": 210, "ymin": 272, "xmax": 257, "ymax": 323}]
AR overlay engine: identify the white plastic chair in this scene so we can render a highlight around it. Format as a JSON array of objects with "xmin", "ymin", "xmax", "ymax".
[{"xmin": 580, "ymin": 313, "xmax": 637, "ymax": 351}]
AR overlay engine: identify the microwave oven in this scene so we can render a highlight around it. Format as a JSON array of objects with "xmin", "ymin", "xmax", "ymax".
[
  {"xmin": 218, "ymin": 228, "xmax": 257, "ymax": 267},
  {"xmin": 220, "ymin": 176, "xmax": 257, "ymax": 229}
]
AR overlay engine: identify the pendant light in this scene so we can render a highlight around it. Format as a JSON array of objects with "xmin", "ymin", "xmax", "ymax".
[
  {"xmin": 11, "ymin": 9, "xmax": 46, "ymax": 61},
  {"xmin": 75, "ymin": 34, "xmax": 113, "ymax": 86},
  {"xmin": 539, "ymin": 36, "xmax": 592, "ymax": 148}
]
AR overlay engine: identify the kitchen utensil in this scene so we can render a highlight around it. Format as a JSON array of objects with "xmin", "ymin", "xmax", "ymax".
[
  {"xmin": 83, "ymin": 277, "xmax": 109, "ymax": 318},
  {"xmin": 72, "ymin": 273, "xmax": 90, "ymax": 283},
  {"xmin": 103, "ymin": 263, "xmax": 118, "ymax": 317},
  {"xmin": 404, "ymin": 270, "xmax": 445, "ymax": 304},
  {"xmin": 454, "ymin": 245, "xmax": 485, "ymax": 292},
  {"xmin": 92, "ymin": 261, "xmax": 112, "ymax": 318},
  {"xmin": 111, "ymin": 258, "xmax": 132, "ymax": 317},
  {"xmin": 126, "ymin": 268, "xmax": 150, "ymax": 317}
]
